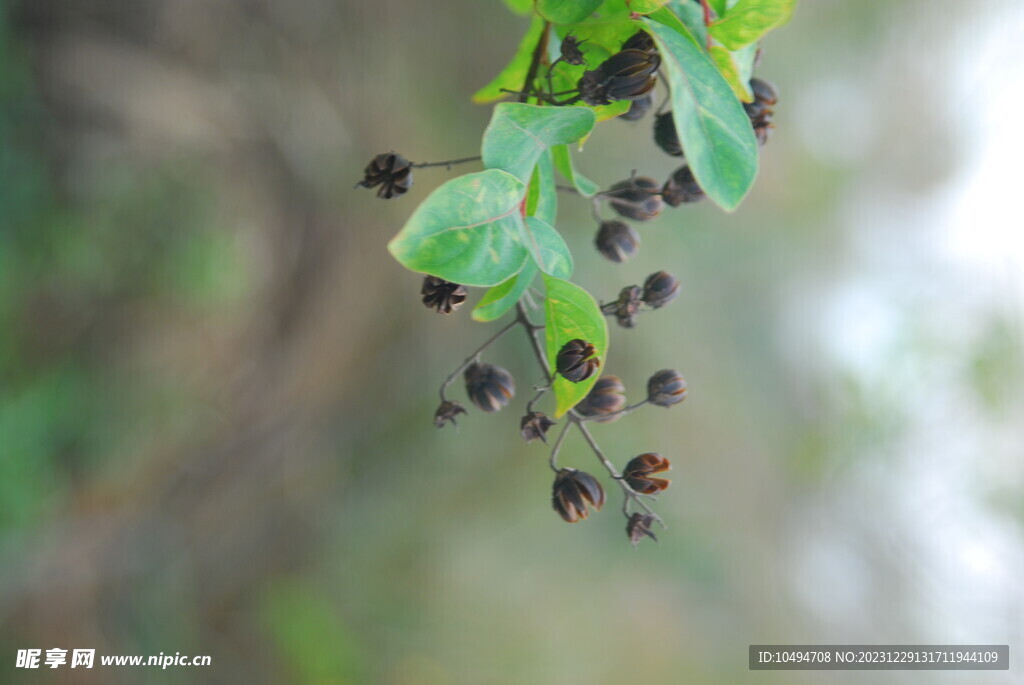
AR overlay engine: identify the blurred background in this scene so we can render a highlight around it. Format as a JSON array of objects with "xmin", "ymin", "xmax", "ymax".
[{"xmin": 1, "ymin": 0, "xmax": 1022, "ymax": 683}]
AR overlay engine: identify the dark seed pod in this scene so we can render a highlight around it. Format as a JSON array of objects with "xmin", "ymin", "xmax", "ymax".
[
  {"xmin": 626, "ymin": 512, "xmax": 658, "ymax": 546},
  {"xmin": 552, "ymin": 468, "xmax": 606, "ymax": 523},
  {"xmin": 420, "ymin": 276, "xmax": 467, "ymax": 314},
  {"xmin": 577, "ymin": 48, "xmax": 660, "ymax": 106},
  {"xmin": 520, "ymin": 411, "xmax": 556, "ymax": 444},
  {"xmin": 653, "ymin": 112, "xmax": 684, "ymax": 157},
  {"xmin": 622, "ymin": 453, "xmax": 672, "ymax": 494},
  {"xmin": 619, "ymin": 93, "xmax": 653, "ymax": 121},
  {"xmin": 641, "ymin": 270, "xmax": 680, "ymax": 308},
  {"xmin": 575, "ymin": 375, "xmax": 626, "ymax": 422},
  {"xmin": 647, "ymin": 369, "xmax": 688, "ymax": 407},
  {"xmin": 594, "ymin": 220, "xmax": 640, "ymax": 263},
  {"xmin": 606, "ymin": 176, "xmax": 663, "ymax": 222},
  {"xmin": 621, "ymin": 30, "xmax": 657, "ymax": 56},
  {"xmin": 750, "ymin": 77, "xmax": 779, "ymax": 106},
  {"xmin": 434, "ymin": 400, "xmax": 467, "ymax": 428},
  {"xmin": 601, "ymin": 284, "xmax": 643, "ymax": 328},
  {"xmin": 556, "ymin": 339, "xmax": 600, "ymax": 383},
  {"xmin": 744, "ymin": 77, "xmax": 777, "ymax": 147},
  {"xmin": 560, "ymin": 34, "xmax": 586, "ymax": 66},
  {"xmin": 464, "ymin": 362, "xmax": 515, "ymax": 412},
  {"xmin": 661, "ymin": 165, "xmax": 705, "ymax": 207},
  {"xmin": 358, "ymin": 152, "xmax": 413, "ymax": 199}
]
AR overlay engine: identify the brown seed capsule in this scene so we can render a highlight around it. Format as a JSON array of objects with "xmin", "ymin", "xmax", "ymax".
[
  {"xmin": 520, "ymin": 412, "xmax": 556, "ymax": 444},
  {"xmin": 621, "ymin": 30, "xmax": 657, "ymax": 56},
  {"xmin": 647, "ymin": 369, "xmax": 688, "ymax": 407},
  {"xmin": 421, "ymin": 276, "xmax": 467, "ymax": 314},
  {"xmin": 641, "ymin": 270, "xmax": 680, "ymax": 308},
  {"xmin": 622, "ymin": 453, "xmax": 672, "ymax": 494},
  {"xmin": 744, "ymin": 77, "xmax": 777, "ymax": 147},
  {"xmin": 464, "ymin": 362, "xmax": 515, "ymax": 412},
  {"xmin": 661, "ymin": 165, "xmax": 705, "ymax": 207},
  {"xmin": 358, "ymin": 152, "xmax": 413, "ymax": 199},
  {"xmin": 750, "ymin": 77, "xmax": 779, "ymax": 106},
  {"xmin": 619, "ymin": 93, "xmax": 653, "ymax": 121},
  {"xmin": 575, "ymin": 375, "xmax": 626, "ymax": 422},
  {"xmin": 606, "ymin": 176, "xmax": 663, "ymax": 222},
  {"xmin": 626, "ymin": 512, "xmax": 658, "ymax": 546},
  {"xmin": 552, "ymin": 468, "xmax": 606, "ymax": 523},
  {"xmin": 556, "ymin": 339, "xmax": 600, "ymax": 383},
  {"xmin": 653, "ymin": 112, "xmax": 684, "ymax": 157},
  {"xmin": 560, "ymin": 34, "xmax": 586, "ymax": 66},
  {"xmin": 577, "ymin": 49, "xmax": 660, "ymax": 106},
  {"xmin": 601, "ymin": 284, "xmax": 643, "ymax": 328},
  {"xmin": 433, "ymin": 400, "xmax": 467, "ymax": 428},
  {"xmin": 594, "ymin": 220, "xmax": 640, "ymax": 263}
]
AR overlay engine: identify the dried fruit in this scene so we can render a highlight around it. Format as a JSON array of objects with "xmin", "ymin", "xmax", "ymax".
[
  {"xmin": 433, "ymin": 400, "xmax": 467, "ymax": 428},
  {"xmin": 744, "ymin": 77, "xmax": 778, "ymax": 146},
  {"xmin": 575, "ymin": 375, "xmax": 626, "ymax": 422},
  {"xmin": 594, "ymin": 220, "xmax": 640, "ymax": 263},
  {"xmin": 661, "ymin": 165, "xmax": 705, "ymax": 206},
  {"xmin": 750, "ymin": 77, "xmax": 779, "ymax": 106},
  {"xmin": 421, "ymin": 276, "xmax": 467, "ymax": 314},
  {"xmin": 464, "ymin": 362, "xmax": 515, "ymax": 412},
  {"xmin": 358, "ymin": 152, "xmax": 413, "ymax": 199},
  {"xmin": 556, "ymin": 339, "xmax": 600, "ymax": 383},
  {"xmin": 606, "ymin": 176, "xmax": 663, "ymax": 222},
  {"xmin": 653, "ymin": 112, "xmax": 684, "ymax": 157},
  {"xmin": 577, "ymin": 49, "xmax": 660, "ymax": 106},
  {"xmin": 560, "ymin": 34, "xmax": 586, "ymax": 66},
  {"xmin": 552, "ymin": 468, "xmax": 606, "ymax": 522},
  {"xmin": 621, "ymin": 30, "xmax": 657, "ymax": 56},
  {"xmin": 647, "ymin": 369, "xmax": 687, "ymax": 407},
  {"xmin": 601, "ymin": 284, "xmax": 643, "ymax": 328},
  {"xmin": 622, "ymin": 453, "xmax": 671, "ymax": 494},
  {"xmin": 626, "ymin": 512, "xmax": 658, "ymax": 546},
  {"xmin": 520, "ymin": 412, "xmax": 556, "ymax": 443},
  {"xmin": 641, "ymin": 270, "xmax": 680, "ymax": 308},
  {"xmin": 619, "ymin": 93, "xmax": 653, "ymax": 121}
]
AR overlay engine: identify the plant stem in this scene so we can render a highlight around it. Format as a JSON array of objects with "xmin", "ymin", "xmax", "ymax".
[
  {"xmin": 410, "ymin": 156, "xmax": 481, "ymax": 169},
  {"xmin": 519, "ymin": 21, "xmax": 552, "ymax": 104},
  {"xmin": 548, "ymin": 419, "xmax": 572, "ymax": 472},
  {"xmin": 438, "ymin": 318, "xmax": 519, "ymax": 402}
]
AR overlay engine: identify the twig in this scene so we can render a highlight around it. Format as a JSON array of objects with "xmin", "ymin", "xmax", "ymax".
[
  {"xmin": 548, "ymin": 419, "xmax": 572, "ymax": 472},
  {"xmin": 438, "ymin": 318, "xmax": 519, "ymax": 402},
  {"xmin": 410, "ymin": 156, "xmax": 481, "ymax": 170},
  {"xmin": 519, "ymin": 21, "xmax": 552, "ymax": 105}
]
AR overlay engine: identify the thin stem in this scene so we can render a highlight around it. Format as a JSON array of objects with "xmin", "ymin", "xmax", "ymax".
[
  {"xmin": 410, "ymin": 155, "xmax": 481, "ymax": 170},
  {"xmin": 578, "ymin": 399, "xmax": 650, "ymax": 422},
  {"xmin": 516, "ymin": 302, "xmax": 551, "ymax": 378},
  {"xmin": 519, "ymin": 21, "xmax": 552, "ymax": 104},
  {"xmin": 700, "ymin": 0, "xmax": 713, "ymax": 50},
  {"xmin": 438, "ymin": 318, "xmax": 518, "ymax": 402},
  {"xmin": 548, "ymin": 419, "xmax": 572, "ymax": 472},
  {"xmin": 526, "ymin": 383, "xmax": 551, "ymax": 414}
]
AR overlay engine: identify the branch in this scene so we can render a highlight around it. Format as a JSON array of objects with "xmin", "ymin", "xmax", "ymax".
[{"xmin": 438, "ymin": 317, "xmax": 518, "ymax": 402}]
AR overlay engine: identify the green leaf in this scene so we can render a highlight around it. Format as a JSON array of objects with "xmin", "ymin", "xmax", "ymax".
[
  {"xmin": 502, "ymin": 0, "xmax": 534, "ymax": 16},
  {"xmin": 707, "ymin": 0, "xmax": 728, "ymax": 16},
  {"xmin": 472, "ymin": 262, "xmax": 538, "ymax": 322},
  {"xmin": 551, "ymin": 144, "xmax": 598, "ymax": 197},
  {"xmin": 526, "ymin": 149, "xmax": 558, "ymax": 224},
  {"xmin": 644, "ymin": 18, "xmax": 758, "ymax": 211},
  {"xmin": 473, "ymin": 16, "xmax": 546, "ymax": 104},
  {"xmin": 522, "ymin": 216, "xmax": 573, "ymax": 279},
  {"xmin": 537, "ymin": 0, "xmax": 602, "ymax": 24},
  {"xmin": 628, "ymin": 0, "xmax": 670, "ymax": 13},
  {"xmin": 709, "ymin": 45, "xmax": 753, "ymax": 101},
  {"xmin": 543, "ymin": 275, "xmax": 608, "ymax": 417},
  {"xmin": 649, "ymin": 5, "xmax": 696, "ymax": 42},
  {"xmin": 708, "ymin": 0, "xmax": 796, "ymax": 50},
  {"xmin": 482, "ymin": 103, "xmax": 596, "ymax": 184},
  {"xmin": 387, "ymin": 170, "xmax": 529, "ymax": 287}
]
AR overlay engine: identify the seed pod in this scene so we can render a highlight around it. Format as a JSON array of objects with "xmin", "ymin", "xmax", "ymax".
[
  {"xmin": 622, "ymin": 453, "xmax": 672, "ymax": 494},
  {"xmin": 750, "ymin": 77, "xmax": 779, "ymax": 106},
  {"xmin": 433, "ymin": 400, "xmax": 467, "ymax": 428},
  {"xmin": 621, "ymin": 30, "xmax": 657, "ymax": 56},
  {"xmin": 641, "ymin": 270, "xmax": 680, "ymax": 308},
  {"xmin": 577, "ymin": 49, "xmax": 660, "ymax": 106},
  {"xmin": 661, "ymin": 165, "xmax": 705, "ymax": 207},
  {"xmin": 626, "ymin": 512, "xmax": 658, "ymax": 546},
  {"xmin": 744, "ymin": 77, "xmax": 777, "ymax": 147},
  {"xmin": 619, "ymin": 92, "xmax": 653, "ymax": 121},
  {"xmin": 421, "ymin": 276, "xmax": 467, "ymax": 314},
  {"xmin": 560, "ymin": 34, "xmax": 586, "ymax": 66},
  {"xmin": 594, "ymin": 220, "xmax": 640, "ymax": 263},
  {"xmin": 653, "ymin": 112, "xmax": 684, "ymax": 157},
  {"xmin": 606, "ymin": 176, "xmax": 663, "ymax": 222},
  {"xmin": 556, "ymin": 339, "xmax": 600, "ymax": 383},
  {"xmin": 464, "ymin": 362, "xmax": 515, "ymax": 412},
  {"xmin": 552, "ymin": 468, "xmax": 606, "ymax": 523},
  {"xmin": 575, "ymin": 375, "xmax": 626, "ymax": 422},
  {"xmin": 520, "ymin": 412, "xmax": 556, "ymax": 444},
  {"xmin": 601, "ymin": 284, "xmax": 643, "ymax": 328},
  {"xmin": 358, "ymin": 152, "xmax": 413, "ymax": 199},
  {"xmin": 647, "ymin": 369, "xmax": 688, "ymax": 407}
]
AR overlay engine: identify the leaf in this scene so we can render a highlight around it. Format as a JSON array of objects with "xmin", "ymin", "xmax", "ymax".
[
  {"xmin": 648, "ymin": 5, "xmax": 696, "ymax": 43},
  {"xmin": 472, "ymin": 262, "xmax": 538, "ymax": 322},
  {"xmin": 387, "ymin": 170, "xmax": 529, "ymax": 287},
  {"xmin": 643, "ymin": 18, "xmax": 758, "ymax": 211},
  {"xmin": 537, "ymin": 0, "xmax": 602, "ymax": 24},
  {"xmin": 526, "ymin": 149, "xmax": 558, "ymax": 224},
  {"xmin": 708, "ymin": 0, "xmax": 796, "ymax": 50},
  {"xmin": 710, "ymin": 45, "xmax": 753, "ymax": 102},
  {"xmin": 522, "ymin": 216, "xmax": 573, "ymax": 279},
  {"xmin": 664, "ymin": 0, "xmax": 709, "ymax": 47},
  {"xmin": 707, "ymin": 0, "xmax": 728, "ymax": 16},
  {"xmin": 543, "ymin": 275, "xmax": 608, "ymax": 417},
  {"xmin": 628, "ymin": 0, "xmax": 670, "ymax": 13},
  {"xmin": 551, "ymin": 144, "xmax": 599, "ymax": 197},
  {"xmin": 473, "ymin": 16, "xmax": 546, "ymax": 104},
  {"xmin": 502, "ymin": 0, "xmax": 534, "ymax": 16},
  {"xmin": 481, "ymin": 103, "xmax": 596, "ymax": 184}
]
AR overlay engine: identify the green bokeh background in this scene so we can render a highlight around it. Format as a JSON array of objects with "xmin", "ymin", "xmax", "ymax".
[{"xmin": 2, "ymin": 1, "xmax": 1022, "ymax": 683}]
